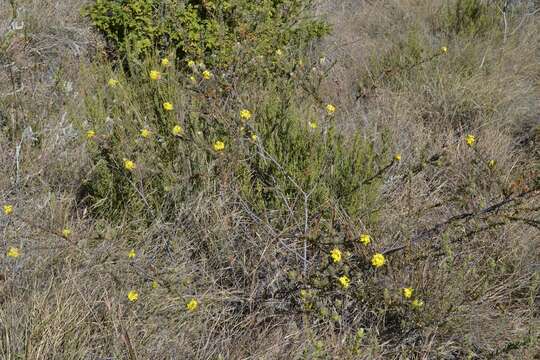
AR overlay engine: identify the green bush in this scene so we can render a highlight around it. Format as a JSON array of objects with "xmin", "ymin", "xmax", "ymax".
[{"xmin": 85, "ymin": 0, "xmax": 329, "ymax": 67}]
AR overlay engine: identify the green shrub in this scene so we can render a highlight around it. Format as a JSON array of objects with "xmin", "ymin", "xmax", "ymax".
[{"xmin": 85, "ymin": 0, "xmax": 329, "ymax": 67}]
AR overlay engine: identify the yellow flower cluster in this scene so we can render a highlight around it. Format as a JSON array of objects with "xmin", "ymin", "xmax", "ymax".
[
  {"xmin": 62, "ymin": 228, "xmax": 72, "ymax": 238},
  {"xmin": 128, "ymin": 249, "xmax": 136, "ymax": 259},
  {"xmin": 213, "ymin": 140, "xmax": 225, "ymax": 152},
  {"xmin": 338, "ymin": 275, "xmax": 350, "ymax": 289},
  {"xmin": 108, "ymin": 78, "xmax": 119, "ymax": 87},
  {"xmin": 7, "ymin": 246, "xmax": 20, "ymax": 258},
  {"xmin": 140, "ymin": 128, "xmax": 151, "ymax": 138},
  {"xmin": 163, "ymin": 102, "xmax": 174, "ymax": 111},
  {"xmin": 127, "ymin": 290, "xmax": 139, "ymax": 302},
  {"xmin": 325, "ymin": 103, "xmax": 336, "ymax": 115},
  {"xmin": 240, "ymin": 109, "xmax": 252, "ymax": 121},
  {"xmin": 371, "ymin": 253, "xmax": 385, "ymax": 268},
  {"xmin": 186, "ymin": 298, "xmax": 198, "ymax": 311},
  {"xmin": 172, "ymin": 125, "xmax": 183, "ymax": 136},
  {"xmin": 161, "ymin": 58, "xmax": 170, "ymax": 66},
  {"xmin": 86, "ymin": 130, "xmax": 96, "ymax": 140},
  {"xmin": 3, "ymin": 204, "xmax": 13, "ymax": 215},
  {"xmin": 402, "ymin": 287, "xmax": 414, "ymax": 299},
  {"xmin": 466, "ymin": 134, "xmax": 475, "ymax": 146},
  {"xmin": 359, "ymin": 234, "xmax": 371, "ymax": 246},
  {"xmin": 202, "ymin": 70, "xmax": 212, "ymax": 80},
  {"xmin": 330, "ymin": 248, "xmax": 342, "ymax": 263},
  {"xmin": 149, "ymin": 70, "xmax": 161, "ymax": 81},
  {"xmin": 123, "ymin": 159, "xmax": 136, "ymax": 171}
]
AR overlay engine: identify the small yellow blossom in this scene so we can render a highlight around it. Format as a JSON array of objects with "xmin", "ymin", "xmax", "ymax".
[
  {"xmin": 251, "ymin": 134, "xmax": 257, "ymax": 141},
  {"xmin": 465, "ymin": 134, "xmax": 475, "ymax": 147},
  {"xmin": 441, "ymin": 46, "xmax": 448, "ymax": 54},
  {"xmin": 127, "ymin": 290, "xmax": 139, "ymax": 302},
  {"xmin": 202, "ymin": 70, "xmax": 212, "ymax": 80},
  {"xmin": 3, "ymin": 205, "xmax": 13, "ymax": 216},
  {"xmin": 123, "ymin": 159, "xmax": 136, "ymax": 171},
  {"xmin": 371, "ymin": 253, "xmax": 386, "ymax": 268},
  {"xmin": 172, "ymin": 125, "xmax": 183, "ymax": 136},
  {"xmin": 213, "ymin": 140, "xmax": 225, "ymax": 152},
  {"xmin": 86, "ymin": 130, "xmax": 96, "ymax": 140},
  {"xmin": 359, "ymin": 234, "xmax": 371, "ymax": 246},
  {"xmin": 189, "ymin": 75, "xmax": 196, "ymax": 84},
  {"xmin": 151, "ymin": 280, "xmax": 159, "ymax": 289},
  {"xmin": 240, "ymin": 109, "xmax": 252, "ymax": 121},
  {"xmin": 187, "ymin": 59, "xmax": 195, "ymax": 68},
  {"xmin": 163, "ymin": 102, "xmax": 174, "ymax": 111},
  {"xmin": 308, "ymin": 121, "xmax": 318, "ymax": 129},
  {"xmin": 186, "ymin": 298, "xmax": 198, "ymax": 311},
  {"xmin": 402, "ymin": 287, "xmax": 414, "ymax": 299},
  {"xmin": 338, "ymin": 275, "xmax": 350, "ymax": 289},
  {"xmin": 161, "ymin": 58, "xmax": 170, "ymax": 66},
  {"xmin": 325, "ymin": 103, "xmax": 336, "ymax": 115},
  {"xmin": 330, "ymin": 248, "xmax": 342, "ymax": 263},
  {"xmin": 488, "ymin": 159, "xmax": 496, "ymax": 168},
  {"xmin": 394, "ymin": 153, "xmax": 401, "ymax": 162},
  {"xmin": 140, "ymin": 128, "xmax": 151, "ymax": 138},
  {"xmin": 108, "ymin": 78, "xmax": 119, "ymax": 87},
  {"xmin": 7, "ymin": 246, "xmax": 20, "ymax": 258},
  {"xmin": 411, "ymin": 299, "xmax": 424, "ymax": 309},
  {"xmin": 149, "ymin": 70, "xmax": 161, "ymax": 81},
  {"xmin": 299, "ymin": 289, "xmax": 310, "ymax": 300},
  {"xmin": 275, "ymin": 49, "xmax": 283, "ymax": 57},
  {"xmin": 128, "ymin": 249, "xmax": 136, "ymax": 259},
  {"xmin": 62, "ymin": 228, "xmax": 72, "ymax": 238}
]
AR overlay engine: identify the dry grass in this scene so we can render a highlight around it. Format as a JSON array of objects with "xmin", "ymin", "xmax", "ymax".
[{"xmin": 1, "ymin": 0, "xmax": 539, "ymax": 358}]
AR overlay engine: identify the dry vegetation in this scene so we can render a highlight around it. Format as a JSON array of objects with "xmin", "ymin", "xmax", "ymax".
[{"xmin": 1, "ymin": 0, "xmax": 539, "ymax": 359}]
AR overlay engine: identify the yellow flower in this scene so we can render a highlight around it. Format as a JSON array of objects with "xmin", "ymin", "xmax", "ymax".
[
  {"xmin": 402, "ymin": 287, "xmax": 414, "ymax": 299},
  {"xmin": 172, "ymin": 125, "xmax": 183, "ymax": 136},
  {"xmin": 140, "ymin": 128, "xmax": 151, "ymax": 138},
  {"xmin": 7, "ymin": 246, "xmax": 20, "ymax": 258},
  {"xmin": 394, "ymin": 153, "xmax": 401, "ymax": 162},
  {"xmin": 149, "ymin": 70, "xmax": 161, "ymax": 81},
  {"xmin": 488, "ymin": 159, "xmax": 496, "ymax": 168},
  {"xmin": 187, "ymin": 59, "xmax": 195, "ymax": 68},
  {"xmin": 308, "ymin": 121, "xmax": 318, "ymax": 129},
  {"xmin": 3, "ymin": 204, "xmax": 13, "ymax": 215},
  {"xmin": 465, "ymin": 134, "xmax": 475, "ymax": 146},
  {"xmin": 441, "ymin": 46, "xmax": 448, "ymax": 54},
  {"xmin": 359, "ymin": 234, "xmax": 371, "ymax": 246},
  {"xmin": 189, "ymin": 75, "xmax": 197, "ymax": 84},
  {"xmin": 338, "ymin": 275, "xmax": 350, "ymax": 289},
  {"xmin": 127, "ymin": 290, "xmax": 139, "ymax": 302},
  {"xmin": 151, "ymin": 280, "xmax": 159, "ymax": 289},
  {"xmin": 411, "ymin": 299, "xmax": 424, "ymax": 309},
  {"xmin": 62, "ymin": 228, "xmax": 72, "ymax": 238},
  {"xmin": 123, "ymin": 159, "xmax": 136, "ymax": 171},
  {"xmin": 86, "ymin": 130, "xmax": 96, "ymax": 140},
  {"xmin": 161, "ymin": 58, "xmax": 170, "ymax": 66},
  {"xmin": 108, "ymin": 78, "xmax": 119, "ymax": 87},
  {"xmin": 325, "ymin": 103, "xmax": 336, "ymax": 115},
  {"xmin": 202, "ymin": 70, "xmax": 212, "ymax": 80},
  {"xmin": 163, "ymin": 102, "xmax": 174, "ymax": 111},
  {"xmin": 186, "ymin": 298, "xmax": 198, "ymax": 312},
  {"xmin": 371, "ymin": 253, "xmax": 386, "ymax": 268},
  {"xmin": 330, "ymin": 248, "xmax": 342, "ymax": 263},
  {"xmin": 128, "ymin": 249, "xmax": 136, "ymax": 259},
  {"xmin": 213, "ymin": 140, "xmax": 225, "ymax": 152},
  {"xmin": 251, "ymin": 134, "xmax": 257, "ymax": 141},
  {"xmin": 240, "ymin": 109, "xmax": 252, "ymax": 121},
  {"xmin": 275, "ymin": 49, "xmax": 283, "ymax": 57}
]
